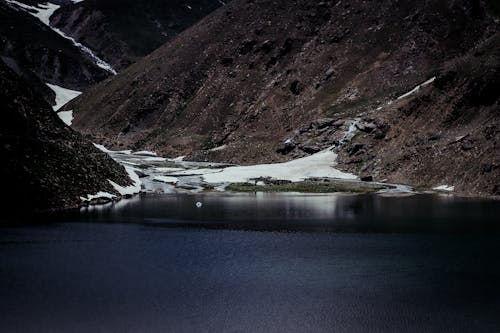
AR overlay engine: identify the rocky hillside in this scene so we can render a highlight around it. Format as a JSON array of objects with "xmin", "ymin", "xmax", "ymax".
[
  {"xmin": 335, "ymin": 33, "xmax": 500, "ymax": 196},
  {"xmin": 0, "ymin": 61, "xmax": 132, "ymax": 214},
  {"xmin": 69, "ymin": 0, "xmax": 499, "ymax": 196},
  {"xmin": 50, "ymin": 0, "xmax": 225, "ymax": 69}
]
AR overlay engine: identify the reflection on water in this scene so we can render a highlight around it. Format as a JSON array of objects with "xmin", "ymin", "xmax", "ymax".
[{"xmin": 67, "ymin": 192, "xmax": 500, "ymax": 233}]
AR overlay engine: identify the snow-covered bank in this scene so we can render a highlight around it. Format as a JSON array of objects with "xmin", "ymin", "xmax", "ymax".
[
  {"xmin": 433, "ymin": 185, "xmax": 455, "ymax": 192},
  {"xmin": 79, "ymin": 166, "xmax": 142, "ymax": 204},
  {"xmin": 201, "ymin": 149, "xmax": 357, "ymax": 183},
  {"xmin": 109, "ymin": 166, "xmax": 142, "ymax": 196},
  {"xmin": 5, "ymin": 0, "xmax": 116, "ymax": 74},
  {"xmin": 80, "ymin": 191, "xmax": 116, "ymax": 202},
  {"xmin": 89, "ymin": 144, "xmax": 421, "ymax": 197}
]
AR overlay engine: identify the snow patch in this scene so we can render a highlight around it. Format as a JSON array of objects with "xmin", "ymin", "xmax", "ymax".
[
  {"xmin": 109, "ymin": 167, "xmax": 142, "ymax": 196},
  {"xmin": 132, "ymin": 150, "xmax": 158, "ymax": 156},
  {"xmin": 433, "ymin": 185, "xmax": 455, "ymax": 192},
  {"xmin": 202, "ymin": 148, "xmax": 357, "ymax": 184},
  {"xmin": 143, "ymin": 156, "xmax": 167, "ymax": 162},
  {"xmin": 6, "ymin": 0, "xmax": 59, "ymax": 25},
  {"xmin": 46, "ymin": 83, "xmax": 82, "ymax": 111},
  {"xmin": 169, "ymin": 168, "xmax": 223, "ymax": 176},
  {"xmin": 93, "ymin": 143, "xmax": 112, "ymax": 153},
  {"xmin": 52, "ymin": 27, "xmax": 117, "ymax": 74},
  {"xmin": 57, "ymin": 110, "xmax": 73, "ymax": 126},
  {"xmin": 155, "ymin": 167, "xmax": 185, "ymax": 173},
  {"xmin": 80, "ymin": 191, "xmax": 115, "ymax": 202},
  {"xmin": 172, "ymin": 156, "xmax": 186, "ymax": 162},
  {"xmin": 339, "ymin": 119, "xmax": 360, "ymax": 146},
  {"xmin": 397, "ymin": 77, "xmax": 436, "ymax": 100},
  {"xmin": 153, "ymin": 176, "xmax": 179, "ymax": 184},
  {"xmin": 209, "ymin": 145, "xmax": 227, "ymax": 152}
]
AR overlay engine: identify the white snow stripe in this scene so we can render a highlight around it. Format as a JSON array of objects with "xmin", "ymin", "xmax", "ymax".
[{"xmin": 397, "ymin": 77, "xmax": 436, "ymax": 100}]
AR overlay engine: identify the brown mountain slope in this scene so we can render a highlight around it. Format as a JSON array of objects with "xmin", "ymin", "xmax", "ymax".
[
  {"xmin": 0, "ymin": 61, "xmax": 131, "ymax": 215},
  {"xmin": 334, "ymin": 32, "xmax": 500, "ymax": 196},
  {"xmin": 71, "ymin": 0, "xmax": 494, "ymax": 165}
]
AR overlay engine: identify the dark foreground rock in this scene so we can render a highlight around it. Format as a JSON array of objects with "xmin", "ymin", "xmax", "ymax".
[{"xmin": 0, "ymin": 61, "xmax": 131, "ymax": 215}]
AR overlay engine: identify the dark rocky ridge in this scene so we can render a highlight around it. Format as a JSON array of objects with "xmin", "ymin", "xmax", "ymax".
[
  {"xmin": 0, "ymin": 61, "xmax": 131, "ymax": 214},
  {"xmin": 69, "ymin": 0, "xmax": 499, "ymax": 196},
  {"xmin": 50, "ymin": 0, "xmax": 225, "ymax": 69},
  {"xmin": 1, "ymin": 0, "xmax": 225, "ymax": 106},
  {"xmin": 0, "ymin": 1, "xmax": 110, "ymax": 96}
]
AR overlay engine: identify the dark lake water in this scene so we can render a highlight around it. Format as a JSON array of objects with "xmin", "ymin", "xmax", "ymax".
[{"xmin": 1, "ymin": 193, "xmax": 500, "ymax": 332}]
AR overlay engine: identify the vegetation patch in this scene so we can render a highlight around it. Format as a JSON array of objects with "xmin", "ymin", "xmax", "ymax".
[
  {"xmin": 226, "ymin": 181, "xmax": 388, "ymax": 193},
  {"xmin": 202, "ymin": 184, "xmax": 215, "ymax": 191}
]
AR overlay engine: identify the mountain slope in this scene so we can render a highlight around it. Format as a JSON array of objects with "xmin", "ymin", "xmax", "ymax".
[
  {"xmin": 69, "ymin": 0, "xmax": 499, "ymax": 195},
  {"xmin": 0, "ymin": 60, "xmax": 132, "ymax": 214},
  {"xmin": 335, "ymin": 32, "xmax": 500, "ymax": 196},
  {"xmin": 0, "ymin": 1, "xmax": 111, "ymax": 103},
  {"xmin": 71, "ymin": 0, "xmax": 493, "ymax": 155},
  {"xmin": 50, "ymin": 0, "xmax": 225, "ymax": 69}
]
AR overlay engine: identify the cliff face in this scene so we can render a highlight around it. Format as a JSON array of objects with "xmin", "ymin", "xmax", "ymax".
[
  {"xmin": 50, "ymin": 0, "xmax": 225, "ymax": 70},
  {"xmin": 0, "ymin": 61, "xmax": 131, "ymax": 213}
]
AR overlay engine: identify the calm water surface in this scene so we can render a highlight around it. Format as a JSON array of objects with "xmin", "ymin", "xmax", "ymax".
[{"xmin": 1, "ymin": 193, "xmax": 499, "ymax": 332}]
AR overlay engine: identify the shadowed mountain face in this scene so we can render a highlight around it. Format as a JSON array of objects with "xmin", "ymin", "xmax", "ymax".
[
  {"xmin": 69, "ymin": 0, "xmax": 499, "ymax": 195},
  {"xmin": 0, "ymin": 1, "xmax": 110, "ymax": 102},
  {"xmin": 50, "ymin": 0, "xmax": 225, "ymax": 69},
  {"xmin": 0, "ymin": 61, "xmax": 130, "ymax": 213},
  {"xmin": 1, "ymin": 0, "xmax": 224, "ymax": 106}
]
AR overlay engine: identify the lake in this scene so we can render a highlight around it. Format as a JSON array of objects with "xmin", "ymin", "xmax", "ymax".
[{"xmin": 1, "ymin": 193, "xmax": 499, "ymax": 332}]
